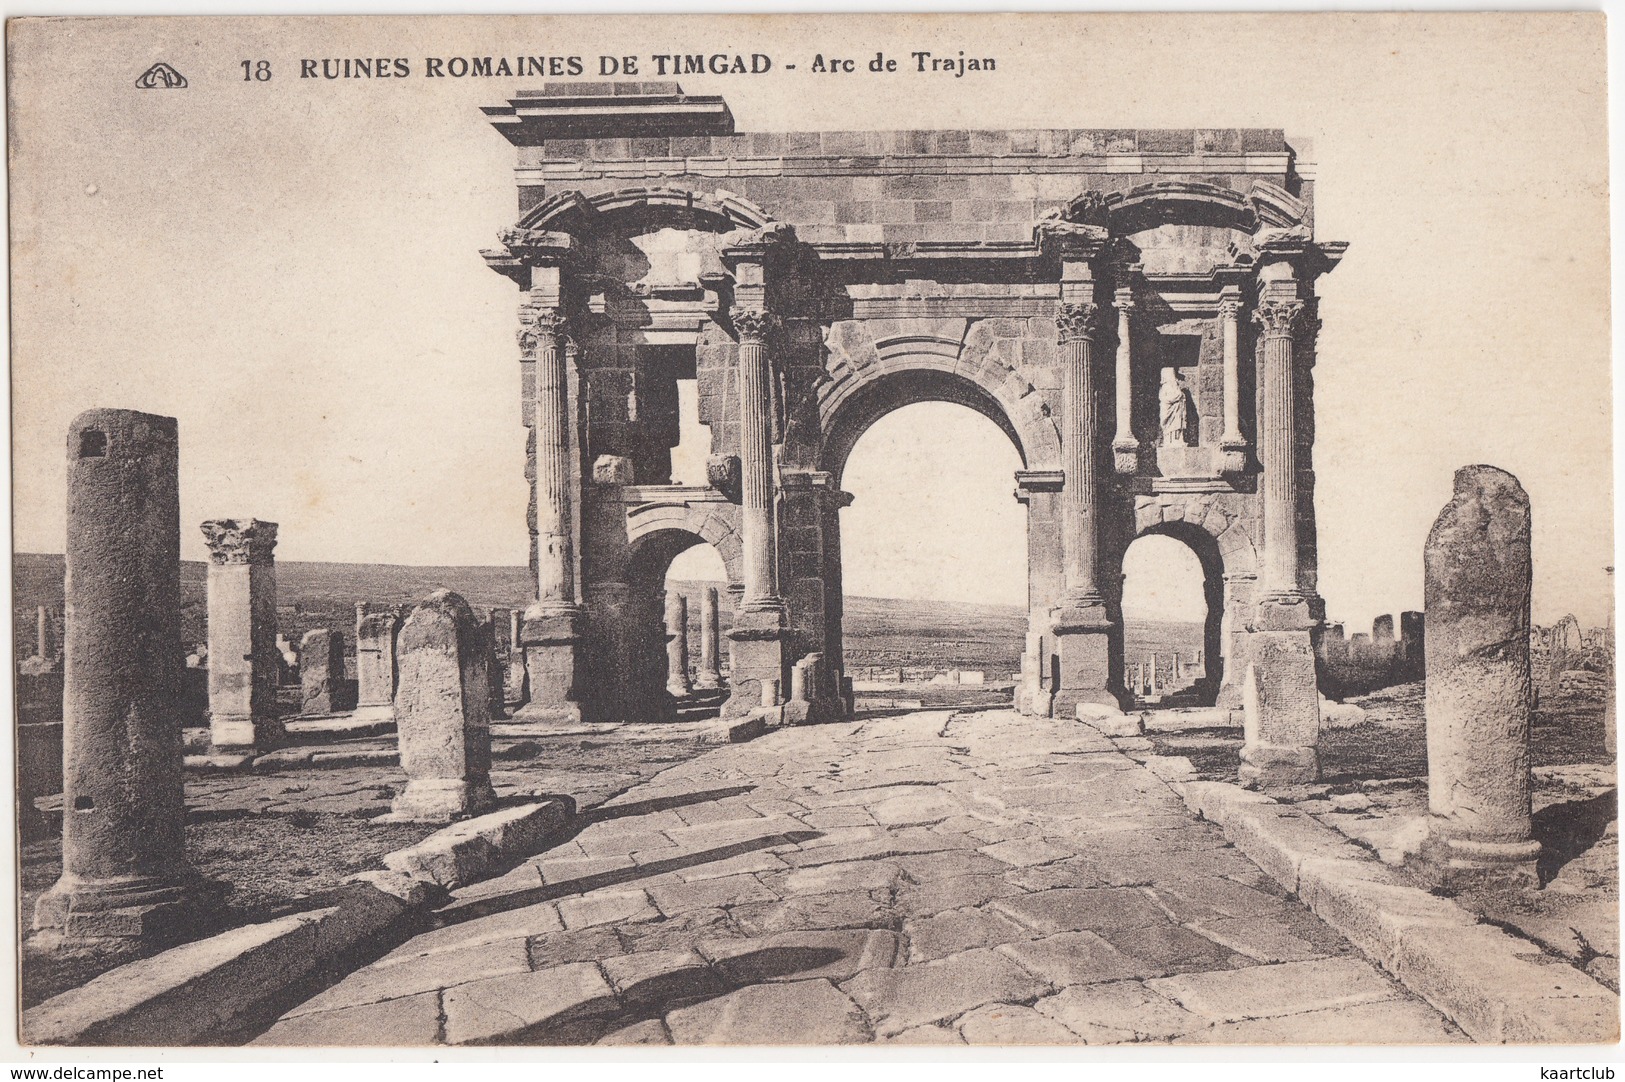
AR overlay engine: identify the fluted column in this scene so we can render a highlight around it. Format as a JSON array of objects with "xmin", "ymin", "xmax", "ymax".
[
  {"xmin": 1058, "ymin": 301, "xmax": 1102, "ymax": 601},
  {"xmin": 527, "ymin": 309, "xmax": 577, "ymax": 614},
  {"xmin": 1219, "ymin": 291, "xmax": 1245, "ymax": 449},
  {"xmin": 1254, "ymin": 298, "xmax": 1305, "ymax": 601},
  {"xmin": 1111, "ymin": 288, "xmax": 1138, "ymax": 472},
  {"xmin": 733, "ymin": 306, "xmax": 781, "ymax": 612}
]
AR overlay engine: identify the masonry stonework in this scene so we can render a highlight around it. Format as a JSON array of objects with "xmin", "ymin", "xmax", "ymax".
[{"xmin": 481, "ymin": 85, "xmax": 1343, "ymax": 750}]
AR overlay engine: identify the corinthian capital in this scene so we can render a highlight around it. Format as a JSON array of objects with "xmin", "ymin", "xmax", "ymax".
[
  {"xmin": 1218, "ymin": 295, "xmax": 1244, "ymax": 321},
  {"xmin": 730, "ymin": 307, "xmax": 780, "ymax": 343},
  {"xmin": 201, "ymin": 518, "xmax": 279, "ymax": 565},
  {"xmin": 518, "ymin": 308, "xmax": 569, "ymax": 357},
  {"xmin": 1252, "ymin": 299, "xmax": 1305, "ymax": 338},
  {"xmin": 1056, "ymin": 302, "xmax": 1100, "ymax": 344}
]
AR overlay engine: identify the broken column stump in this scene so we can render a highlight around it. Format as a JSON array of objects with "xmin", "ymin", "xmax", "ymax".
[
  {"xmin": 34, "ymin": 409, "xmax": 219, "ymax": 947},
  {"xmin": 200, "ymin": 518, "xmax": 284, "ymax": 753},
  {"xmin": 299, "ymin": 627, "xmax": 344, "ymax": 716},
  {"xmin": 1416, "ymin": 465, "xmax": 1541, "ymax": 890},
  {"xmin": 388, "ymin": 589, "xmax": 498, "ymax": 823}
]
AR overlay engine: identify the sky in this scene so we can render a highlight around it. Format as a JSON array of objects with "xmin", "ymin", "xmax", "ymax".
[{"xmin": 8, "ymin": 13, "xmax": 1612, "ymax": 630}]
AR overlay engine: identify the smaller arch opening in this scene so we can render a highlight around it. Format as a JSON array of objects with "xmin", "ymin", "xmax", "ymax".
[
  {"xmin": 627, "ymin": 528, "xmax": 734, "ymax": 719},
  {"xmin": 1120, "ymin": 528, "xmax": 1224, "ymax": 707}
]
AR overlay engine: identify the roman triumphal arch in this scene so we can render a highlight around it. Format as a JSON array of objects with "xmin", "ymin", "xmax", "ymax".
[{"xmin": 481, "ymin": 84, "xmax": 1344, "ymax": 786}]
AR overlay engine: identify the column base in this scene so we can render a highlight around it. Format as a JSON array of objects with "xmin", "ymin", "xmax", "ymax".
[
  {"xmin": 1112, "ymin": 439, "xmax": 1140, "ymax": 474},
  {"xmin": 386, "ymin": 778, "xmax": 498, "ymax": 824},
  {"xmin": 1219, "ymin": 438, "xmax": 1248, "ymax": 474},
  {"xmin": 1051, "ymin": 598, "xmax": 1121, "ymax": 716},
  {"xmin": 666, "ymin": 679, "xmax": 694, "ymax": 698},
  {"xmin": 1238, "ymin": 743, "xmax": 1320, "ymax": 789},
  {"xmin": 694, "ymin": 673, "xmax": 722, "ymax": 690},
  {"xmin": 208, "ymin": 714, "xmax": 286, "ymax": 755},
  {"xmin": 1413, "ymin": 830, "xmax": 1542, "ymax": 892},
  {"xmin": 517, "ymin": 605, "xmax": 591, "ymax": 725},
  {"xmin": 349, "ymin": 703, "xmax": 396, "ymax": 725},
  {"xmin": 34, "ymin": 870, "xmax": 226, "ymax": 947},
  {"xmin": 722, "ymin": 607, "xmax": 785, "ymax": 720}
]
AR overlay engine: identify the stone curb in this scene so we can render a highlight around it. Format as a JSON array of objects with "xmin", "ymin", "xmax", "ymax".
[
  {"xmin": 382, "ymin": 798, "xmax": 575, "ymax": 890},
  {"xmin": 24, "ymin": 798, "xmax": 586, "ymax": 1045},
  {"xmin": 1154, "ymin": 760, "xmax": 1620, "ymax": 1044},
  {"xmin": 22, "ymin": 881, "xmax": 413, "ymax": 1045}
]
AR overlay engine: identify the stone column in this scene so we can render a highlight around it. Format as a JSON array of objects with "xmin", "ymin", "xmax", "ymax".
[
  {"xmin": 388, "ymin": 590, "xmax": 497, "ymax": 822},
  {"xmin": 517, "ymin": 308, "xmax": 588, "ymax": 723},
  {"xmin": 1417, "ymin": 466, "xmax": 1540, "ymax": 888},
  {"xmin": 353, "ymin": 604, "xmax": 399, "ymax": 723},
  {"xmin": 723, "ymin": 306, "xmax": 787, "ymax": 717},
  {"xmin": 1255, "ymin": 298, "xmax": 1306, "ymax": 602},
  {"xmin": 664, "ymin": 591, "xmax": 692, "ymax": 696},
  {"xmin": 299, "ymin": 628, "xmax": 344, "ymax": 716},
  {"xmin": 696, "ymin": 586, "xmax": 723, "ymax": 689},
  {"xmin": 35, "ymin": 410, "xmax": 215, "ymax": 946},
  {"xmin": 1051, "ymin": 302, "xmax": 1116, "ymax": 714},
  {"xmin": 1218, "ymin": 289, "xmax": 1247, "ymax": 469},
  {"xmin": 200, "ymin": 518, "xmax": 284, "ymax": 753},
  {"xmin": 1111, "ymin": 288, "xmax": 1139, "ymax": 472},
  {"xmin": 1239, "ymin": 291, "xmax": 1321, "ymax": 787}
]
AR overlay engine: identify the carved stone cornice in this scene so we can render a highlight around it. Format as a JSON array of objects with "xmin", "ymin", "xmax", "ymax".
[
  {"xmin": 495, "ymin": 227, "xmax": 580, "ymax": 267},
  {"xmin": 1056, "ymin": 301, "xmax": 1101, "ymax": 344},
  {"xmin": 1062, "ymin": 190, "xmax": 1111, "ymax": 228},
  {"xmin": 201, "ymin": 518, "xmax": 278, "ymax": 565},
  {"xmin": 1252, "ymin": 299, "xmax": 1304, "ymax": 338},
  {"xmin": 1035, "ymin": 219, "xmax": 1109, "ymax": 262},
  {"xmin": 720, "ymin": 222, "xmax": 797, "ymax": 267},
  {"xmin": 730, "ymin": 306, "xmax": 780, "ymax": 343}
]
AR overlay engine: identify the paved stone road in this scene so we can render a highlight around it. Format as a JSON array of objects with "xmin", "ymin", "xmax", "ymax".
[{"xmin": 256, "ymin": 709, "xmax": 1467, "ymax": 1046}]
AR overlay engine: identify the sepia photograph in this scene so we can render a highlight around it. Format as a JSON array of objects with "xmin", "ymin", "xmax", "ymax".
[{"xmin": 4, "ymin": 10, "xmax": 1617, "ymax": 1055}]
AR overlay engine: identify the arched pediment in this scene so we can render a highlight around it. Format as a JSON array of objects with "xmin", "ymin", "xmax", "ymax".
[
  {"xmin": 519, "ymin": 186, "xmax": 776, "ymax": 237},
  {"xmin": 1060, "ymin": 180, "xmax": 1307, "ymax": 238}
]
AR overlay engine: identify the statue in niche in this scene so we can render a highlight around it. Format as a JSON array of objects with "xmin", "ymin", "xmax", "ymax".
[{"xmin": 1159, "ymin": 367, "xmax": 1191, "ymax": 446}]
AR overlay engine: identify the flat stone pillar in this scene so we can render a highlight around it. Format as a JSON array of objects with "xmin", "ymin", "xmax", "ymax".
[
  {"xmin": 35, "ymin": 410, "xmax": 217, "ymax": 947},
  {"xmin": 695, "ymin": 586, "xmax": 723, "ymax": 689},
  {"xmin": 1416, "ymin": 466, "xmax": 1541, "ymax": 889},
  {"xmin": 723, "ymin": 306, "xmax": 786, "ymax": 718},
  {"xmin": 299, "ymin": 628, "xmax": 344, "ymax": 716},
  {"xmin": 388, "ymin": 590, "xmax": 498, "ymax": 822},
  {"xmin": 200, "ymin": 518, "xmax": 284, "ymax": 753},
  {"xmin": 1239, "ymin": 293, "xmax": 1320, "ymax": 787},
  {"xmin": 664, "ymin": 592, "xmax": 692, "ymax": 696},
  {"xmin": 1110, "ymin": 287, "xmax": 1139, "ymax": 472},
  {"xmin": 1051, "ymin": 301, "xmax": 1117, "ymax": 715},
  {"xmin": 1014, "ymin": 469, "xmax": 1064, "ymax": 718},
  {"xmin": 353, "ymin": 604, "xmax": 399, "ymax": 722},
  {"xmin": 1218, "ymin": 288, "xmax": 1247, "ymax": 471},
  {"xmin": 503, "ymin": 608, "xmax": 529, "ymax": 709},
  {"xmin": 517, "ymin": 308, "xmax": 588, "ymax": 724}
]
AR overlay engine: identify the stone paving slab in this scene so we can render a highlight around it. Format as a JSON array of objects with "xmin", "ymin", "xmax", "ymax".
[{"xmin": 256, "ymin": 709, "xmax": 1465, "ymax": 1046}]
